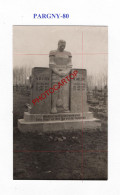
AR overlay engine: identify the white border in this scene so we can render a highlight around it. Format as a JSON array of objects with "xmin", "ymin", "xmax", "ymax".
[{"xmin": 0, "ymin": 0, "xmax": 120, "ymax": 194}]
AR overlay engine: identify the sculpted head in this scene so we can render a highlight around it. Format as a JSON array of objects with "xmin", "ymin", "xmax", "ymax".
[{"xmin": 58, "ymin": 40, "xmax": 66, "ymax": 52}]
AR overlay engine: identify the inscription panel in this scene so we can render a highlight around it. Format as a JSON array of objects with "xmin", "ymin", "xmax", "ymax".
[
  {"xmin": 70, "ymin": 69, "xmax": 88, "ymax": 113},
  {"xmin": 30, "ymin": 68, "xmax": 51, "ymax": 114},
  {"xmin": 32, "ymin": 113, "xmax": 85, "ymax": 122}
]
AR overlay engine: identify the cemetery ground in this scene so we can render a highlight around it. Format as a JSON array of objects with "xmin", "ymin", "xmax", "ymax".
[{"xmin": 13, "ymin": 91, "xmax": 107, "ymax": 180}]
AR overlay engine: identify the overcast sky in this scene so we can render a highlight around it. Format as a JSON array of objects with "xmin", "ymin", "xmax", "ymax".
[{"xmin": 13, "ymin": 26, "xmax": 108, "ymax": 76}]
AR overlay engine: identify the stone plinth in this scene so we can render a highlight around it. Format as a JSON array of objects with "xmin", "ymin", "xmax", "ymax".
[
  {"xmin": 24, "ymin": 112, "xmax": 93, "ymax": 122},
  {"xmin": 18, "ymin": 112, "xmax": 101, "ymax": 133}
]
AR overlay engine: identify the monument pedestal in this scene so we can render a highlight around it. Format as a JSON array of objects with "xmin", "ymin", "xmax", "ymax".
[
  {"xmin": 18, "ymin": 67, "xmax": 101, "ymax": 133},
  {"xmin": 18, "ymin": 112, "xmax": 101, "ymax": 133}
]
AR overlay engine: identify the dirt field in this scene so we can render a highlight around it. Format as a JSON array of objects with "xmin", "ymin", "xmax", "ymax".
[{"xmin": 13, "ymin": 92, "xmax": 107, "ymax": 180}]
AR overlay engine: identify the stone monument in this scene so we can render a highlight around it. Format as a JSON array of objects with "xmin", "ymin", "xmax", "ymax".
[{"xmin": 18, "ymin": 40, "xmax": 101, "ymax": 133}]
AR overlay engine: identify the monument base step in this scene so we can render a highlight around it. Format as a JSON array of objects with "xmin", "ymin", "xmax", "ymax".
[
  {"xmin": 24, "ymin": 111, "xmax": 93, "ymax": 122},
  {"xmin": 18, "ymin": 118, "xmax": 101, "ymax": 133}
]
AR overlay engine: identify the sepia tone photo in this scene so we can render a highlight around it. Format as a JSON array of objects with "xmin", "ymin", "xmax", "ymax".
[{"xmin": 13, "ymin": 26, "xmax": 108, "ymax": 180}]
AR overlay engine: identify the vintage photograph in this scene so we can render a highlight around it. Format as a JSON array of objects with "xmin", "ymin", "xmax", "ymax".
[{"xmin": 13, "ymin": 26, "xmax": 108, "ymax": 180}]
